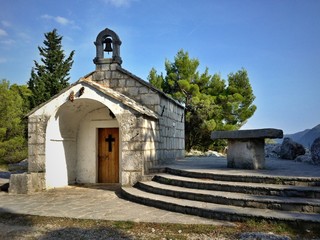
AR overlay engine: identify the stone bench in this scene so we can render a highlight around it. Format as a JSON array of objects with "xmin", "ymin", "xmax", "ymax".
[{"xmin": 211, "ymin": 128, "xmax": 283, "ymax": 169}]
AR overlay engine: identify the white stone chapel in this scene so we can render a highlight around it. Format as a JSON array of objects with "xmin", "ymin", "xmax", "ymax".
[{"xmin": 9, "ymin": 28, "xmax": 185, "ymax": 193}]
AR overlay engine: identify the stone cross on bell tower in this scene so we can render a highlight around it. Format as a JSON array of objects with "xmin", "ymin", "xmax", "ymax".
[{"xmin": 93, "ymin": 28, "xmax": 122, "ymax": 69}]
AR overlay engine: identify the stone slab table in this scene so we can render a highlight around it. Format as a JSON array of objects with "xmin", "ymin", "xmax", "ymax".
[{"xmin": 211, "ymin": 128, "xmax": 283, "ymax": 169}]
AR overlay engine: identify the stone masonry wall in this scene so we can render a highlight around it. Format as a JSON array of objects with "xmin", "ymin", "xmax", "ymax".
[
  {"xmin": 117, "ymin": 110, "xmax": 159, "ymax": 185},
  {"xmin": 28, "ymin": 115, "xmax": 48, "ymax": 172},
  {"xmin": 92, "ymin": 63, "xmax": 185, "ymax": 171},
  {"xmin": 9, "ymin": 115, "xmax": 48, "ymax": 194},
  {"xmin": 157, "ymin": 97, "xmax": 185, "ymax": 163}
]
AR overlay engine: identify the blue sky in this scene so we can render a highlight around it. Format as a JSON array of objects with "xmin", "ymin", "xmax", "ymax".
[{"xmin": 1, "ymin": 0, "xmax": 319, "ymax": 134}]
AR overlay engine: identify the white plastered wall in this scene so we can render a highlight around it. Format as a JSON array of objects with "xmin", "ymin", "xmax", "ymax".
[{"xmin": 76, "ymin": 107, "xmax": 119, "ymax": 183}]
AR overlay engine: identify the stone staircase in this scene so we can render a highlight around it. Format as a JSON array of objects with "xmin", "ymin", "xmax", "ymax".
[{"xmin": 121, "ymin": 167, "xmax": 320, "ymax": 228}]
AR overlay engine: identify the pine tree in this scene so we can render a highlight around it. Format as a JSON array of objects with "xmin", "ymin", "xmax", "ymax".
[
  {"xmin": 148, "ymin": 68, "xmax": 164, "ymax": 90},
  {"xmin": 0, "ymin": 80, "xmax": 28, "ymax": 164},
  {"xmin": 148, "ymin": 50, "xmax": 256, "ymax": 151},
  {"xmin": 28, "ymin": 29, "xmax": 74, "ymax": 108}
]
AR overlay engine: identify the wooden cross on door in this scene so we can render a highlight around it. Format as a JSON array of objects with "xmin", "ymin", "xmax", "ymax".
[{"xmin": 105, "ymin": 134, "xmax": 115, "ymax": 152}]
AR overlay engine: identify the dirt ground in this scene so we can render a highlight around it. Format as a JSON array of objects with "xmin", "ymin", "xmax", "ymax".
[
  {"xmin": 0, "ymin": 213, "xmax": 319, "ymax": 240},
  {"xmin": 0, "ymin": 213, "xmax": 232, "ymax": 240}
]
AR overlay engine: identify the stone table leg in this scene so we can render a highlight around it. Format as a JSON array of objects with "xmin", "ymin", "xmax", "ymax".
[{"xmin": 227, "ymin": 139, "xmax": 265, "ymax": 169}]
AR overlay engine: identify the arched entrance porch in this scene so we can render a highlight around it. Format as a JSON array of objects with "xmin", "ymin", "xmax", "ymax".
[{"xmin": 45, "ymin": 98, "xmax": 121, "ymax": 189}]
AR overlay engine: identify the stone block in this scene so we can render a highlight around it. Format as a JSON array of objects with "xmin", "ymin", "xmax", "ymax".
[
  {"xmin": 118, "ymin": 79, "xmax": 126, "ymax": 87},
  {"xmin": 144, "ymin": 161, "xmax": 152, "ymax": 173},
  {"xmin": 9, "ymin": 172, "xmax": 45, "ymax": 194},
  {"xmin": 28, "ymin": 132, "xmax": 45, "ymax": 144},
  {"xmin": 180, "ymin": 140, "xmax": 185, "ymax": 150},
  {"xmin": 121, "ymin": 171, "xmax": 142, "ymax": 186},
  {"xmin": 128, "ymin": 171, "xmax": 142, "ymax": 185},
  {"xmin": 92, "ymin": 71, "xmax": 104, "ymax": 81},
  {"xmin": 155, "ymin": 105, "xmax": 162, "ymax": 114},
  {"xmin": 313, "ymin": 206, "xmax": 320, "ymax": 213},
  {"xmin": 117, "ymin": 87, "xmax": 130, "ymax": 95},
  {"xmin": 104, "ymin": 71, "xmax": 112, "ymax": 79},
  {"xmin": 8, "ymin": 173, "xmax": 28, "ymax": 194},
  {"xmin": 129, "ymin": 142, "xmax": 144, "ymax": 151},
  {"xmin": 149, "ymin": 149, "xmax": 156, "ymax": 160},
  {"xmin": 110, "ymin": 63, "xmax": 118, "ymax": 70},
  {"xmin": 143, "ymin": 151, "xmax": 151, "ymax": 162},
  {"xmin": 122, "ymin": 151, "xmax": 143, "ymax": 170},
  {"xmin": 141, "ymin": 93, "xmax": 160, "ymax": 105},
  {"xmin": 28, "ymin": 154, "xmax": 45, "ymax": 172},
  {"xmin": 127, "ymin": 87, "xmax": 139, "ymax": 96},
  {"xmin": 28, "ymin": 122, "xmax": 37, "ymax": 134},
  {"xmin": 117, "ymin": 71, "xmax": 127, "ymax": 79},
  {"xmin": 168, "ymin": 102, "xmax": 174, "ymax": 112},
  {"xmin": 145, "ymin": 104, "xmax": 156, "ymax": 112},
  {"xmin": 110, "ymin": 79, "xmax": 118, "ymax": 88},
  {"xmin": 211, "ymin": 128, "xmax": 283, "ymax": 140},
  {"xmin": 28, "ymin": 172, "xmax": 46, "ymax": 193},
  {"xmin": 227, "ymin": 139, "xmax": 265, "ymax": 169},
  {"xmin": 28, "ymin": 118, "xmax": 47, "ymax": 135},
  {"xmin": 28, "ymin": 143, "xmax": 45, "ymax": 156},
  {"xmin": 28, "ymin": 115, "xmax": 42, "ymax": 123},
  {"xmin": 122, "ymin": 141, "xmax": 129, "ymax": 151},
  {"xmin": 144, "ymin": 141, "xmax": 156, "ymax": 151},
  {"xmin": 177, "ymin": 149, "xmax": 185, "ymax": 159},
  {"xmin": 95, "ymin": 63, "xmax": 111, "ymax": 71},
  {"xmin": 126, "ymin": 79, "xmax": 136, "ymax": 87},
  {"xmin": 136, "ymin": 118, "xmax": 148, "ymax": 129},
  {"xmin": 103, "ymin": 80, "xmax": 113, "ymax": 87},
  {"xmin": 245, "ymin": 201, "xmax": 266, "ymax": 209},
  {"xmin": 121, "ymin": 172, "xmax": 130, "ymax": 186},
  {"xmin": 302, "ymin": 205, "xmax": 314, "ymax": 213},
  {"xmin": 282, "ymin": 204, "xmax": 302, "ymax": 212},
  {"xmin": 139, "ymin": 86, "xmax": 149, "ymax": 94}
]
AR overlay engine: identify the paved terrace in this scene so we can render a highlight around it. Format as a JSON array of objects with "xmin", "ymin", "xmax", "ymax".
[
  {"xmin": 164, "ymin": 156, "xmax": 320, "ymax": 178},
  {"xmin": 0, "ymin": 156, "xmax": 319, "ymax": 225}
]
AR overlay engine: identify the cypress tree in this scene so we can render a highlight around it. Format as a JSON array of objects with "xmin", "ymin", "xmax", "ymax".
[{"xmin": 28, "ymin": 29, "xmax": 74, "ymax": 108}]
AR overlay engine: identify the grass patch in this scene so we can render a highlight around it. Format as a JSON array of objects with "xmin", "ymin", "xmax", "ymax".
[
  {"xmin": 239, "ymin": 219, "xmax": 295, "ymax": 235},
  {"xmin": 112, "ymin": 221, "xmax": 135, "ymax": 230}
]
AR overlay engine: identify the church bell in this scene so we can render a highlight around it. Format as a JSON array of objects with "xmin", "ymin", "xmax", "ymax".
[{"xmin": 103, "ymin": 38, "xmax": 113, "ymax": 53}]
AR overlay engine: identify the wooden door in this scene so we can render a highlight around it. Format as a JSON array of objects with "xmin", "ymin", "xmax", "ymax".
[{"xmin": 98, "ymin": 128, "xmax": 119, "ymax": 183}]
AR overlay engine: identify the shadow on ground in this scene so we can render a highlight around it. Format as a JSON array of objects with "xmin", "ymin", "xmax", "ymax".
[{"xmin": 0, "ymin": 212, "xmax": 134, "ymax": 240}]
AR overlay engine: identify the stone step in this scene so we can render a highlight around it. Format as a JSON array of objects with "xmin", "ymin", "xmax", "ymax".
[
  {"xmin": 136, "ymin": 181, "xmax": 320, "ymax": 213},
  {"xmin": 121, "ymin": 186, "xmax": 320, "ymax": 228},
  {"xmin": 166, "ymin": 168, "xmax": 320, "ymax": 187},
  {"xmin": 153, "ymin": 174, "xmax": 320, "ymax": 199}
]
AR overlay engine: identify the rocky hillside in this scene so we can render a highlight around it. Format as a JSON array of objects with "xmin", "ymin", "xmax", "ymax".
[{"xmin": 284, "ymin": 124, "xmax": 320, "ymax": 148}]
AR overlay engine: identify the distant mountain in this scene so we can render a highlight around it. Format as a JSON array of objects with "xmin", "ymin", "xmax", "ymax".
[{"xmin": 283, "ymin": 124, "xmax": 320, "ymax": 148}]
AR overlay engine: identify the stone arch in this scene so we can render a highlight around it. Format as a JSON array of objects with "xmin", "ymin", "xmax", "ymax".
[
  {"xmin": 44, "ymin": 90, "xmax": 127, "ymax": 188},
  {"xmin": 93, "ymin": 28, "xmax": 122, "ymax": 65}
]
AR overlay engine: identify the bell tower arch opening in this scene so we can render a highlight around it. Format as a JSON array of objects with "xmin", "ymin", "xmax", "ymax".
[{"xmin": 93, "ymin": 28, "xmax": 122, "ymax": 66}]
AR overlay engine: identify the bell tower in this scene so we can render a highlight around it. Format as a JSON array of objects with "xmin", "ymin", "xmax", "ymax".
[{"xmin": 93, "ymin": 28, "xmax": 122, "ymax": 68}]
